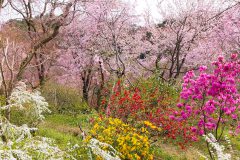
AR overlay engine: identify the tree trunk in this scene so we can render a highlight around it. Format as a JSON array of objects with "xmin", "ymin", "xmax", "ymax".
[
  {"xmin": 96, "ymin": 61, "xmax": 105, "ymax": 110},
  {"xmin": 82, "ymin": 83, "xmax": 89, "ymax": 103},
  {"xmin": 81, "ymin": 69, "xmax": 92, "ymax": 104},
  {"xmin": 35, "ymin": 53, "xmax": 46, "ymax": 87},
  {"xmin": 5, "ymin": 101, "xmax": 10, "ymax": 121}
]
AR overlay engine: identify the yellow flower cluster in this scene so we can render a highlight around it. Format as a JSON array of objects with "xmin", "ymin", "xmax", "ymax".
[
  {"xmin": 87, "ymin": 118, "xmax": 153, "ymax": 160},
  {"xmin": 143, "ymin": 121, "xmax": 161, "ymax": 131}
]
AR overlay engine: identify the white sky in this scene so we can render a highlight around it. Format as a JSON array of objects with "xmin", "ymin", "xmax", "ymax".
[
  {"xmin": 0, "ymin": 0, "xmax": 163, "ymax": 24},
  {"xmin": 0, "ymin": 0, "xmax": 234, "ymax": 24},
  {"xmin": 132, "ymin": 0, "xmax": 162, "ymax": 22}
]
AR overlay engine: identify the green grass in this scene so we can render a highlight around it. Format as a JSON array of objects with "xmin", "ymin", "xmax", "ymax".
[
  {"xmin": 152, "ymin": 145, "xmax": 179, "ymax": 160},
  {"xmin": 151, "ymin": 141, "xmax": 206, "ymax": 160},
  {"xmin": 37, "ymin": 113, "xmax": 94, "ymax": 159},
  {"xmin": 38, "ymin": 113, "xmax": 97, "ymax": 137},
  {"xmin": 37, "ymin": 114, "xmax": 83, "ymax": 149},
  {"xmin": 231, "ymin": 135, "xmax": 240, "ymax": 151},
  {"xmin": 43, "ymin": 113, "xmax": 96, "ymax": 128},
  {"xmin": 37, "ymin": 127, "xmax": 90, "ymax": 159},
  {"xmin": 38, "ymin": 128, "xmax": 79, "ymax": 148},
  {"xmin": 37, "ymin": 113, "xmax": 97, "ymax": 144}
]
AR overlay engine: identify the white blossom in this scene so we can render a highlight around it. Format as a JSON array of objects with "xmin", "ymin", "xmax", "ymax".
[
  {"xmin": 88, "ymin": 138, "xmax": 121, "ymax": 160},
  {"xmin": 0, "ymin": 82, "xmax": 76, "ymax": 160},
  {"xmin": 7, "ymin": 81, "xmax": 50, "ymax": 121},
  {"xmin": 203, "ymin": 133, "xmax": 231, "ymax": 160}
]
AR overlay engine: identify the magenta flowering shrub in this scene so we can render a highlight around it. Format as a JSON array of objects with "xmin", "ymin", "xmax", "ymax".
[{"xmin": 173, "ymin": 54, "xmax": 240, "ymax": 141}]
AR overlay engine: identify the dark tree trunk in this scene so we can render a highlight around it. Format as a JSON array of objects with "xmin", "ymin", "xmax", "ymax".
[
  {"xmin": 82, "ymin": 83, "xmax": 89, "ymax": 103},
  {"xmin": 81, "ymin": 69, "xmax": 92, "ymax": 104},
  {"xmin": 35, "ymin": 53, "xmax": 46, "ymax": 87}
]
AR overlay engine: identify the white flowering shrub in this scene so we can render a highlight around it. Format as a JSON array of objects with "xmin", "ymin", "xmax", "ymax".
[
  {"xmin": 0, "ymin": 121, "xmax": 75, "ymax": 159},
  {"xmin": 0, "ymin": 82, "xmax": 77, "ymax": 160},
  {"xmin": 6, "ymin": 82, "xmax": 50, "ymax": 126},
  {"xmin": 88, "ymin": 138, "xmax": 121, "ymax": 160},
  {"xmin": 203, "ymin": 133, "xmax": 238, "ymax": 160}
]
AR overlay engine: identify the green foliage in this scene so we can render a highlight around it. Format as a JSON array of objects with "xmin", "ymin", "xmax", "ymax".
[
  {"xmin": 0, "ymin": 95, "xmax": 6, "ymax": 105},
  {"xmin": 0, "ymin": 95, "xmax": 6, "ymax": 116},
  {"xmin": 10, "ymin": 108, "xmax": 37, "ymax": 127},
  {"xmin": 42, "ymin": 82, "xmax": 90, "ymax": 115},
  {"xmin": 133, "ymin": 76, "xmax": 180, "ymax": 103},
  {"xmin": 231, "ymin": 136, "xmax": 240, "ymax": 151}
]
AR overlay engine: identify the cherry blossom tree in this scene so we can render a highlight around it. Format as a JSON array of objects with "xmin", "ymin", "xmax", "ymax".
[
  {"xmin": 82, "ymin": 0, "xmax": 138, "ymax": 79},
  {"xmin": 0, "ymin": 0, "xmax": 80, "ymax": 119},
  {"xmin": 137, "ymin": 0, "xmax": 240, "ymax": 82},
  {"xmin": 5, "ymin": 0, "xmax": 80, "ymax": 87},
  {"xmin": 202, "ymin": 3, "xmax": 240, "ymax": 56},
  {"xmin": 57, "ymin": 0, "xmax": 138, "ymax": 105}
]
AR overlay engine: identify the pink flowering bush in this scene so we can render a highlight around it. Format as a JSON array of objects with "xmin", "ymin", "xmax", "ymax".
[{"xmin": 173, "ymin": 54, "xmax": 240, "ymax": 141}]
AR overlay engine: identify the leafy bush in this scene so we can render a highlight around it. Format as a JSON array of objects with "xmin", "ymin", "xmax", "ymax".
[
  {"xmin": 86, "ymin": 117, "xmax": 154, "ymax": 160},
  {"xmin": 42, "ymin": 82, "xmax": 90, "ymax": 115},
  {"xmin": 101, "ymin": 77, "xmax": 178, "ymax": 121},
  {"xmin": 100, "ymin": 78, "xmax": 195, "ymax": 147}
]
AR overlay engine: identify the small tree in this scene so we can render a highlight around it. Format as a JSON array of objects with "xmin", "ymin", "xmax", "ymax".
[{"xmin": 174, "ymin": 54, "xmax": 240, "ymax": 159}]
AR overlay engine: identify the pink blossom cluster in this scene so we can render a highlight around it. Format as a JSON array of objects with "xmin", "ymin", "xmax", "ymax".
[{"xmin": 172, "ymin": 54, "xmax": 240, "ymax": 138}]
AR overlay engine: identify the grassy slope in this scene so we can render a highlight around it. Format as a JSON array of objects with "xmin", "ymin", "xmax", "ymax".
[
  {"xmin": 38, "ymin": 114, "xmax": 240, "ymax": 160},
  {"xmin": 37, "ymin": 114, "xmax": 97, "ymax": 159}
]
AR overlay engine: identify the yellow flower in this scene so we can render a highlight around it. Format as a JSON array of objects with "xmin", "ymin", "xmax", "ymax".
[
  {"xmin": 88, "ymin": 117, "xmax": 153, "ymax": 160},
  {"xmin": 131, "ymin": 137, "xmax": 137, "ymax": 145},
  {"xmin": 143, "ymin": 121, "xmax": 152, "ymax": 126},
  {"xmin": 150, "ymin": 125, "xmax": 157, "ymax": 129},
  {"xmin": 93, "ymin": 123, "xmax": 99, "ymax": 129},
  {"xmin": 144, "ymin": 120, "xmax": 160, "ymax": 130},
  {"xmin": 142, "ymin": 151, "xmax": 147, "ymax": 156},
  {"xmin": 141, "ymin": 127, "xmax": 147, "ymax": 133},
  {"xmin": 96, "ymin": 156, "xmax": 103, "ymax": 160},
  {"xmin": 122, "ymin": 144, "xmax": 127, "ymax": 152},
  {"xmin": 149, "ymin": 155, "xmax": 154, "ymax": 160},
  {"xmin": 103, "ymin": 128, "xmax": 111, "ymax": 135},
  {"xmin": 131, "ymin": 146, "xmax": 136, "ymax": 151},
  {"xmin": 134, "ymin": 154, "xmax": 141, "ymax": 160}
]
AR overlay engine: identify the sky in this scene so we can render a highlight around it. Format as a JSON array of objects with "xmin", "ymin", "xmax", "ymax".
[
  {"xmin": 0, "ymin": 0, "xmax": 163, "ymax": 24},
  {"xmin": 132, "ymin": 0, "xmax": 162, "ymax": 22},
  {"xmin": 0, "ymin": 0, "xmax": 234, "ymax": 24}
]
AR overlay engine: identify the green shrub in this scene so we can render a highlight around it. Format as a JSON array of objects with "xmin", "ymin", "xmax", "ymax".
[
  {"xmin": 10, "ymin": 108, "xmax": 36, "ymax": 127},
  {"xmin": 133, "ymin": 76, "xmax": 180, "ymax": 104},
  {"xmin": 42, "ymin": 82, "xmax": 90, "ymax": 115}
]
